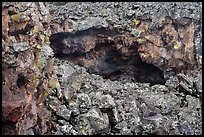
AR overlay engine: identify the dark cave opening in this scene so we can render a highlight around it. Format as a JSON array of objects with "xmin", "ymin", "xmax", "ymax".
[{"xmin": 50, "ymin": 28, "xmax": 166, "ymax": 86}]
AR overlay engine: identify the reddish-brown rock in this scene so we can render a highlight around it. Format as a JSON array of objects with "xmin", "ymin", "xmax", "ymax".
[
  {"xmin": 138, "ymin": 17, "xmax": 198, "ymax": 72},
  {"xmin": 2, "ymin": 2, "xmax": 53, "ymax": 135}
]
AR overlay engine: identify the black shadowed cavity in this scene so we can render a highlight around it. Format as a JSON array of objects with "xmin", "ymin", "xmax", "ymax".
[{"xmin": 50, "ymin": 27, "xmax": 166, "ymax": 86}]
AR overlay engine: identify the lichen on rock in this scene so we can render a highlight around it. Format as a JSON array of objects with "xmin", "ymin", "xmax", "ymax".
[
  {"xmin": 2, "ymin": 2, "xmax": 202, "ymax": 135},
  {"xmin": 2, "ymin": 2, "xmax": 54, "ymax": 135}
]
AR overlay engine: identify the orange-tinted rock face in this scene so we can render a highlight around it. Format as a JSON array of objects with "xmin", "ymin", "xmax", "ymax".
[
  {"xmin": 50, "ymin": 27, "xmax": 166, "ymax": 85},
  {"xmin": 138, "ymin": 17, "xmax": 198, "ymax": 72},
  {"xmin": 2, "ymin": 2, "xmax": 53, "ymax": 135},
  {"xmin": 50, "ymin": 17, "xmax": 199, "ymax": 86}
]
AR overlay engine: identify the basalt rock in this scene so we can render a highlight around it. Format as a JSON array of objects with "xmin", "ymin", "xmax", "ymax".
[
  {"xmin": 50, "ymin": 18, "xmax": 201, "ymax": 86},
  {"xmin": 48, "ymin": 2, "xmax": 201, "ymax": 135},
  {"xmin": 2, "ymin": 2, "xmax": 202, "ymax": 135},
  {"xmin": 49, "ymin": 2, "xmax": 202, "ymax": 81},
  {"xmin": 2, "ymin": 2, "xmax": 55, "ymax": 135},
  {"xmin": 50, "ymin": 27, "xmax": 166, "ymax": 85},
  {"xmin": 46, "ymin": 59, "xmax": 202, "ymax": 135}
]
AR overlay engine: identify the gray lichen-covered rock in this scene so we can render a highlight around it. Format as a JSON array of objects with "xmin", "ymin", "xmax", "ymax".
[
  {"xmin": 76, "ymin": 93, "xmax": 92, "ymax": 113},
  {"xmin": 73, "ymin": 108, "xmax": 110, "ymax": 135},
  {"xmin": 92, "ymin": 92, "xmax": 116, "ymax": 112},
  {"xmin": 55, "ymin": 63, "xmax": 76, "ymax": 78},
  {"xmin": 186, "ymin": 95, "xmax": 201, "ymax": 110},
  {"xmin": 40, "ymin": 44, "xmax": 54, "ymax": 70},
  {"xmin": 107, "ymin": 108, "xmax": 121, "ymax": 126},
  {"xmin": 77, "ymin": 17, "xmax": 109, "ymax": 31},
  {"xmin": 46, "ymin": 56, "xmax": 202, "ymax": 135},
  {"xmin": 56, "ymin": 105, "xmax": 72, "ymax": 121},
  {"xmin": 59, "ymin": 123, "xmax": 78, "ymax": 135},
  {"xmin": 12, "ymin": 42, "xmax": 30, "ymax": 52},
  {"xmin": 113, "ymin": 121, "xmax": 133, "ymax": 135},
  {"xmin": 67, "ymin": 101, "xmax": 80, "ymax": 116}
]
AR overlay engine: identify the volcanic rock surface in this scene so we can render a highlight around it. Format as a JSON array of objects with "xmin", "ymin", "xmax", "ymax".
[
  {"xmin": 2, "ymin": 2, "xmax": 54, "ymax": 135},
  {"xmin": 2, "ymin": 2, "xmax": 202, "ymax": 135}
]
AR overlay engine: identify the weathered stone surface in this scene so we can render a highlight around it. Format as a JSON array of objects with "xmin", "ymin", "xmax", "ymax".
[
  {"xmin": 73, "ymin": 108, "xmax": 110, "ymax": 135},
  {"xmin": 107, "ymin": 108, "xmax": 121, "ymax": 126},
  {"xmin": 78, "ymin": 17, "xmax": 109, "ymax": 31},
  {"xmin": 2, "ymin": 2, "xmax": 54, "ymax": 135},
  {"xmin": 59, "ymin": 123, "xmax": 78, "ymax": 135},
  {"xmin": 43, "ymin": 57, "xmax": 202, "ymax": 135},
  {"xmin": 2, "ymin": 2, "xmax": 202, "ymax": 135},
  {"xmin": 56, "ymin": 105, "xmax": 72, "ymax": 121},
  {"xmin": 92, "ymin": 93, "xmax": 116, "ymax": 112},
  {"xmin": 51, "ymin": 2, "xmax": 203, "ymax": 135},
  {"xmin": 12, "ymin": 42, "xmax": 30, "ymax": 52},
  {"xmin": 46, "ymin": 95, "xmax": 62, "ymax": 112},
  {"xmin": 55, "ymin": 63, "xmax": 76, "ymax": 78},
  {"xmin": 68, "ymin": 101, "xmax": 80, "ymax": 117},
  {"xmin": 76, "ymin": 93, "xmax": 92, "ymax": 113},
  {"xmin": 138, "ymin": 18, "xmax": 198, "ymax": 72},
  {"xmin": 113, "ymin": 121, "xmax": 133, "ymax": 135},
  {"xmin": 40, "ymin": 44, "xmax": 54, "ymax": 71}
]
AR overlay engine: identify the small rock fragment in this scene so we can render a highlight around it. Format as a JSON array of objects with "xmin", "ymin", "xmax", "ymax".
[{"xmin": 56, "ymin": 105, "xmax": 72, "ymax": 121}]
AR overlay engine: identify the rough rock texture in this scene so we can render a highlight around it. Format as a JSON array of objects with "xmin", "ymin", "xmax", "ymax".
[
  {"xmin": 2, "ymin": 2, "xmax": 54, "ymax": 135},
  {"xmin": 2, "ymin": 2, "xmax": 202, "ymax": 135},
  {"xmin": 50, "ymin": 27, "xmax": 166, "ymax": 85},
  {"xmin": 46, "ymin": 59, "xmax": 202, "ymax": 135},
  {"xmin": 47, "ymin": 2, "xmax": 202, "ymax": 135},
  {"xmin": 49, "ymin": 2, "xmax": 202, "ymax": 84},
  {"xmin": 48, "ymin": 2, "xmax": 202, "ymax": 67}
]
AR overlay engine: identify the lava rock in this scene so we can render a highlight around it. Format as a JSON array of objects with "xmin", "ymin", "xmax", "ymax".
[
  {"xmin": 107, "ymin": 108, "xmax": 121, "ymax": 126},
  {"xmin": 56, "ymin": 105, "xmax": 72, "ymax": 121},
  {"xmin": 59, "ymin": 123, "xmax": 78, "ymax": 135},
  {"xmin": 98, "ymin": 94, "xmax": 116, "ymax": 112},
  {"xmin": 46, "ymin": 95, "xmax": 62, "ymax": 112},
  {"xmin": 113, "ymin": 121, "xmax": 133, "ymax": 135},
  {"xmin": 76, "ymin": 93, "xmax": 92, "ymax": 113},
  {"xmin": 73, "ymin": 108, "xmax": 110, "ymax": 135}
]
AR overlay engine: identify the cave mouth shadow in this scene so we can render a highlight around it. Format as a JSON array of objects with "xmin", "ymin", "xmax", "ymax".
[{"xmin": 50, "ymin": 28, "xmax": 166, "ymax": 86}]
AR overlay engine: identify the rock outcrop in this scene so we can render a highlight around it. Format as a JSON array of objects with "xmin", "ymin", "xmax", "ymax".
[
  {"xmin": 45, "ymin": 59, "xmax": 202, "ymax": 135},
  {"xmin": 2, "ymin": 2, "xmax": 54, "ymax": 135},
  {"xmin": 2, "ymin": 2, "xmax": 202, "ymax": 135}
]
